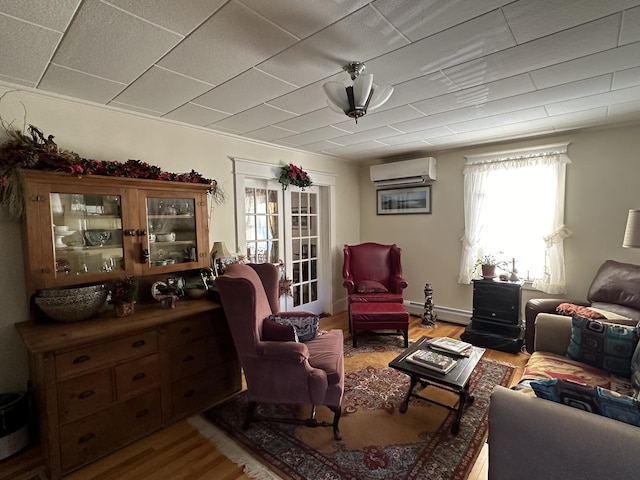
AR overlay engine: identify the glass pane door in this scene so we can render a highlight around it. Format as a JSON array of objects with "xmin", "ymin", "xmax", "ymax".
[
  {"xmin": 146, "ymin": 197, "xmax": 198, "ymax": 268},
  {"xmin": 244, "ymin": 186, "xmax": 280, "ymax": 264},
  {"xmin": 51, "ymin": 193, "xmax": 124, "ymax": 277},
  {"xmin": 290, "ymin": 191, "xmax": 318, "ymax": 309}
]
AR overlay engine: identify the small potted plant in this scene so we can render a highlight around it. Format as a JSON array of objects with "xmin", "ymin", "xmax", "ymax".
[
  {"xmin": 475, "ymin": 255, "xmax": 508, "ymax": 279},
  {"xmin": 109, "ymin": 276, "xmax": 139, "ymax": 317}
]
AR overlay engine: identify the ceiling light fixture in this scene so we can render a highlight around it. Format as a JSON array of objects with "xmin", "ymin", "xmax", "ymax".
[{"xmin": 322, "ymin": 62, "xmax": 393, "ymax": 123}]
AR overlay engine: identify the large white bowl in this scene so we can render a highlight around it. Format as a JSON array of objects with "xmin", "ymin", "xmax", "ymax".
[{"xmin": 35, "ymin": 288, "xmax": 108, "ymax": 322}]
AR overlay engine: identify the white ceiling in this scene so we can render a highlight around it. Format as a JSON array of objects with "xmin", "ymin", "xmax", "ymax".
[{"xmin": 1, "ymin": 0, "xmax": 640, "ymax": 162}]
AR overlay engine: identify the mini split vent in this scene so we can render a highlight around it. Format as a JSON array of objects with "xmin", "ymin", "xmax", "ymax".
[{"xmin": 370, "ymin": 158, "xmax": 437, "ymax": 188}]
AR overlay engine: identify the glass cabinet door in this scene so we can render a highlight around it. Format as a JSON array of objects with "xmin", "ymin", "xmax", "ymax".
[
  {"xmin": 144, "ymin": 196, "xmax": 200, "ymax": 270},
  {"xmin": 51, "ymin": 193, "xmax": 125, "ymax": 278}
]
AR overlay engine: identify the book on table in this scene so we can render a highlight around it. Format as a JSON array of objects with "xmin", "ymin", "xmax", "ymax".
[
  {"xmin": 406, "ymin": 349, "xmax": 458, "ymax": 374},
  {"xmin": 427, "ymin": 337, "xmax": 472, "ymax": 354}
]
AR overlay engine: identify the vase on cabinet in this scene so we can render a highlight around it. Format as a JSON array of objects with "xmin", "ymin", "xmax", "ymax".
[{"xmin": 114, "ymin": 302, "xmax": 134, "ymax": 317}]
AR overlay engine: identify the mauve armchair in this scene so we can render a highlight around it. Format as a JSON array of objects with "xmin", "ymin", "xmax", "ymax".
[
  {"xmin": 216, "ymin": 262, "xmax": 344, "ymax": 440},
  {"xmin": 343, "ymin": 243, "xmax": 408, "ymax": 317}
]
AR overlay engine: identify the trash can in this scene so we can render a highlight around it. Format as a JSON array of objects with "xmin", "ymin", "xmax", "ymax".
[{"xmin": 0, "ymin": 392, "xmax": 29, "ymax": 460}]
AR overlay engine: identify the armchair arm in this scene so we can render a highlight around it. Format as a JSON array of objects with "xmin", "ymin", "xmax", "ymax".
[
  {"xmin": 489, "ymin": 386, "xmax": 640, "ymax": 480},
  {"xmin": 388, "ymin": 274, "xmax": 408, "ymax": 293},
  {"xmin": 257, "ymin": 340, "xmax": 309, "ymax": 363},
  {"xmin": 533, "ymin": 313, "xmax": 573, "ymax": 354}
]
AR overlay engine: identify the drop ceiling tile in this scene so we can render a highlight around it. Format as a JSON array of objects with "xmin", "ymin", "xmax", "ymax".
[
  {"xmin": 292, "ymin": 140, "xmax": 345, "ymax": 153},
  {"xmin": 411, "ymin": 74, "xmax": 535, "ymax": 115},
  {"xmin": 330, "ymin": 126, "xmax": 404, "ymax": 146},
  {"xmin": 393, "ymin": 105, "xmax": 485, "ymax": 133},
  {"xmin": 609, "ymin": 99, "xmax": 640, "ymax": 116},
  {"xmin": 107, "ymin": 0, "xmax": 226, "ymax": 35},
  {"xmin": 242, "ymin": 125, "xmax": 298, "ymax": 142},
  {"xmin": 447, "ymin": 107, "xmax": 548, "ymax": 133},
  {"xmin": 210, "ymin": 104, "xmax": 297, "ymax": 133},
  {"xmin": 374, "ymin": 0, "xmax": 511, "ymax": 42},
  {"xmin": 108, "ymin": 101, "xmax": 163, "ymax": 116},
  {"xmin": 620, "ymin": 6, "xmax": 640, "ymax": 44},
  {"xmin": 0, "ymin": 15, "xmax": 60, "ymax": 84},
  {"xmin": 193, "ymin": 68, "xmax": 295, "ymax": 114},
  {"xmin": 52, "ymin": 0, "xmax": 181, "ymax": 84},
  {"xmin": 275, "ymin": 108, "xmax": 340, "ymax": 133},
  {"xmin": 163, "ymin": 103, "xmax": 229, "ymax": 125},
  {"xmin": 613, "ymin": 66, "xmax": 640, "ymax": 89},
  {"xmin": 443, "ymin": 15, "xmax": 621, "ymax": 89},
  {"xmin": 333, "ymin": 105, "xmax": 424, "ymax": 132},
  {"xmin": 365, "ymin": 10, "xmax": 515, "ymax": 86},
  {"xmin": 39, "ymin": 64, "xmax": 125, "ymax": 103},
  {"xmin": 382, "ymin": 127, "xmax": 454, "ymax": 145},
  {"xmin": 113, "ymin": 66, "xmax": 212, "ymax": 113},
  {"xmin": 481, "ymin": 75, "xmax": 613, "ymax": 115},
  {"xmin": 0, "ymin": 0, "xmax": 80, "ymax": 31},
  {"xmin": 545, "ymin": 85, "xmax": 640, "ymax": 115},
  {"xmin": 204, "ymin": 124, "xmax": 243, "ymax": 135},
  {"xmin": 376, "ymin": 72, "xmax": 460, "ymax": 112},
  {"xmin": 323, "ymin": 141, "xmax": 389, "ymax": 156},
  {"xmin": 278, "ymin": 126, "xmax": 348, "ymax": 146},
  {"xmin": 158, "ymin": 1, "xmax": 297, "ymax": 86},
  {"xmin": 241, "ymin": 0, "xmax": 370, "ymax": 39},
  {"xmin": 503, "ymin": 0, "xmax": 639, "ymax": 44},
  {"xmin": 257, "ymin": 6, "xmax": 409, "ymax": 87},
  {"xmin": 267, "ymin": 77, "xmax": 340, "ymax": 114},
  {"xmin": 530, "ymin": 43, "xmax": 640, "ymax": 89}
]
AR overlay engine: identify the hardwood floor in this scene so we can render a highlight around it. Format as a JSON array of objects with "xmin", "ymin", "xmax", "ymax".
[{"xmin": 0, "ymin": 312, "xmax": 529, "ymax": 480}]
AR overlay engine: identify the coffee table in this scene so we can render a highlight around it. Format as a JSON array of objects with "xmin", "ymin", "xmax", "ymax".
[{"xmin": 388, "ymin": 335, "xmax": 485, "ymax": 434}]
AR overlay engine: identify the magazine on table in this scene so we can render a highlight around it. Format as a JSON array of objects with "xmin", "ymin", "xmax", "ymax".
[
  {"xmin": 406, "ymin": 349, "xmax": 458, "ymax": 374},
  {"xmin": 427, "ymin": 337, "xmax": 472, "ymax": 355}
]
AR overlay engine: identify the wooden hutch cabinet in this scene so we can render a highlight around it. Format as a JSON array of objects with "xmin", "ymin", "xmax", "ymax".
[{"xmin": 15, "ymin": 171, "xmax": 242, "ymax": 479}]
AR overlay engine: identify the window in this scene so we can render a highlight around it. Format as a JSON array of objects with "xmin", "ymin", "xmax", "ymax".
[
  {"xmin": 458, "ymin": 144, "xmax": 571, "ymax": 294},
  {"xmin": 244, "ymin": 185, "xmax": 280, "ymax": 264}
]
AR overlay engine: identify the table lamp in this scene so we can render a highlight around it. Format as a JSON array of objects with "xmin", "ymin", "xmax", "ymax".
[{"xmin": 623, "ymin": 209, "xmax": 640, "ymax": 248}]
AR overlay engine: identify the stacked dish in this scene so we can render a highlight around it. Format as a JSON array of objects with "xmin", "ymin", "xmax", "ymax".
[{"xmin": 35, "ymin": 284, "xmax": 108, "ymax": 322}]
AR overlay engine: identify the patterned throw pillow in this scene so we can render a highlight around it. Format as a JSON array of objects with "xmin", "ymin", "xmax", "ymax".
[
  {"xmin": 270, "ymin": 314, "xmax": 319, "ymax": 342},
  {"xmin": 355, "ymin": 280, "xmax": 388, "ymax": 294},
  {"xmin": 262, "ymin": 318, "xmax": 298, "ymax": 342},
  {"xmin": 556, "ymin": 303, "xmax": 605, "ymax": 319},
  {"xmin": 566, "ymin": 315, "xmax": 638, "ymax": 378},
  {"xmin": 531, "ymin": 378, "xmax": 640, "ymax": 427}
]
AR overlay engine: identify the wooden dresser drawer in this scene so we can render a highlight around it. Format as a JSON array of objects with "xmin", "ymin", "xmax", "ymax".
[
  {"xmin": 170, "ymin": 339, "xmax": 207, "ymax": 380},
  {"xmin": 167, "ymin": 317, "xmax": 215, "ymax": 347},
  {"xmin": 171, "ymin": 368, "xmax": 239, "ymax": 418},
  {"xmin": 115, "ymin": 353, "xmax": 160, "ymax": 401},
  {"xmin": 59, "ymin": 389, "xmax": 162, "ymax": 473},
  {"xmin": 57, "ymin": 369, "xmax": 113, "ymax": 424},
  {"xmin": 56, "ymin": 330, "xmax": 158, "ymax": 380}
]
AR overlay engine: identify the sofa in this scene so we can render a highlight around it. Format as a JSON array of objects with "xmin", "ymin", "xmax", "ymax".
[
  {"xmin": 489, "ymin": 312, "xmax": 640, "ymax": 480},
  {"xmin": 524, "ymin": 259, "xmax": 640, "ymax": 353}
]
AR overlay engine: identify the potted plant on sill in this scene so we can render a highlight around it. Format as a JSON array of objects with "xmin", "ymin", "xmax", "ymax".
[
  {"xmin": 475, "ymin": 255, "xmax": 508, "ymax": 279},
  {"xmin": 109, "ymin": 276, "xmax": 139, "ymax": 317}
]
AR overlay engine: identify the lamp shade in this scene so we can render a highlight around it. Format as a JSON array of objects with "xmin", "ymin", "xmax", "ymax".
[
  {"xmin": 623, "ymin": 209, "xmax": 640, "ymax": 248},
  {"xmin": 211, "ymin": 241, "xmax": 233, "ymax": 258}
]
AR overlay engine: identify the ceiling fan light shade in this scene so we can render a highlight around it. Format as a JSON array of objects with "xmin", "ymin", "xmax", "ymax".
[
  {"xmin": 322, "ymin": 81, "xmax": 350, "ymax": 110},
  {"xmin": 368, "ymin": 85, "xmax": 394, "ymax": 111},
  {"xmin": 353, "ymin": 73, "xmax": 373, "ymax": 106}
]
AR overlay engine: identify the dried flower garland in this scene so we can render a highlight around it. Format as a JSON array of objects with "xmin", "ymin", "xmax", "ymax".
[
  {"xmin": 0, "ymin": 123, "xmax": 224, "ymax": 220},
  {"xmin": 278, "ymin": 163, "xmax": 312, "ymax": 190}
]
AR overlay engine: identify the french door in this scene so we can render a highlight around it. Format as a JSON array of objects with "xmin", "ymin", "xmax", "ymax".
[{"xmin": 243, "ymin": 179, "xmax": 322, "ymax": 313}]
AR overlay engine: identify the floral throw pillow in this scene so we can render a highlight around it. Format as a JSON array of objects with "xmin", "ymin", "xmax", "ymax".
[{"xmin": 270, "ymin": 314, "xmax": 319, "ymax": 342}]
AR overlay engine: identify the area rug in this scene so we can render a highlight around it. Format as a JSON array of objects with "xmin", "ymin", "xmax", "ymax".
[{"xmin": 195, "ymin": 334, "xmax": 515, "ymax": 480}]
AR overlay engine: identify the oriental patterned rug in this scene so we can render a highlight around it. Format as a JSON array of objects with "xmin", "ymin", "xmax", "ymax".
[{"xmin": 193, "ymin": 334, "xmax": 515, "ymax": 480}]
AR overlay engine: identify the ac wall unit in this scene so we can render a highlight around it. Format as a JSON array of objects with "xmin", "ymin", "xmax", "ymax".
[{"xmin": 370, "ymin": 157, "xmax": 436, "ymax": 188}]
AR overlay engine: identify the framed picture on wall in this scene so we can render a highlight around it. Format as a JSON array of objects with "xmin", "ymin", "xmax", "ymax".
[{"xmin": 377, "ymin": 185, "xmax": 432, "ymax": 215}]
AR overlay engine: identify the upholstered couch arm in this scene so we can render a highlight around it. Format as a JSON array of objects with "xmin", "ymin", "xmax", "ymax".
[
  {"xmin": 257, "ymin": 341, "xmax": 309, "ymax": 362},
  {"xmin": 489, "ymin": 386, "xmax": 640, "ymax": 480},
  {"xmin": 533, "ymin": 313, "xmax": 573, "ymax": 355},
  {"xmin": 524, "ymin": 298, "xmax": 585, "ymax": 353}
]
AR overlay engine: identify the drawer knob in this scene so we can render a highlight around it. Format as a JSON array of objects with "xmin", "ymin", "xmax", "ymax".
[
  {"xmin": 183, "ymin": 354, "xmax": 194, "ymax": 363},
  {"xmin": 132, "ymin": 340, "xmax": 146, "ymax": 348},
  {"xmin": 136, "ymin": 408, "xmax": 149, "ymax": 418},
  {"xmin": 180, "ymin": 327, "xmax": 192, "ymax": 335},
  {"xmin": 78, "ymin": 433, "xmax": 95, "ymax": 444},
  {"xmin": 132, "ymin": 372, "xmax": 146, "ymax": 381},
  {"xmin": 73, "ymin": 355, "xmax": 90, "ymax": 364},
  {"xmin": 78, "ymin": 390, "xmax": 94, "ymax": 400}
]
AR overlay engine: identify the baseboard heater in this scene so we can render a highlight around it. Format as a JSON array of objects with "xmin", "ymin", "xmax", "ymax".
[{"xmin": 404, "ymin": 301, "xmax": 471, "ymax": 326}]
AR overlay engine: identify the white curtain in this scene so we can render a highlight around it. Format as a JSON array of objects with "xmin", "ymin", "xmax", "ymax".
[{"xmin": 459, "ymin": 146, "xmax": 571, "ymax": 293}]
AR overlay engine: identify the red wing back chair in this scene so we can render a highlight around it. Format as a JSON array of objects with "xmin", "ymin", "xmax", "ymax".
[
  {"xmin": 343, "ymin": 242, "xmax": 408, "ymax": 308},
  {"xmin": 216, "ymin": 262, "xmax": 344, "ymax": 440}
]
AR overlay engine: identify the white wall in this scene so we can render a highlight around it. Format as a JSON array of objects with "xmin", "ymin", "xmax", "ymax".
[
  {"xmin": 0, "ymin": 87, "xmax": 361, "ymax": 392},
  {"xmin": 360, "ymin": 122, "xmax": 640, "ymax": 320}
]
